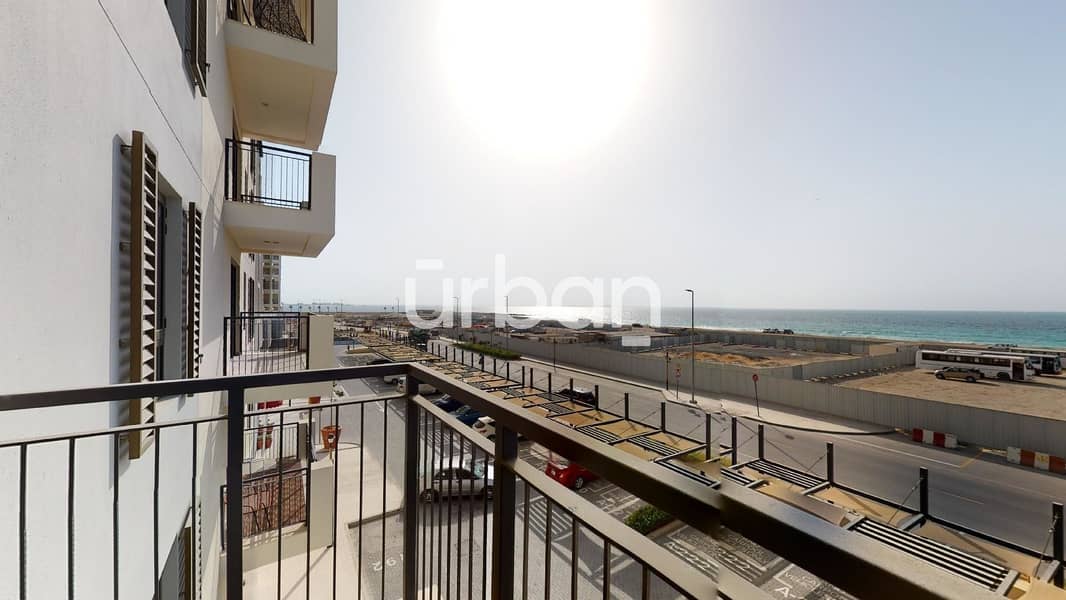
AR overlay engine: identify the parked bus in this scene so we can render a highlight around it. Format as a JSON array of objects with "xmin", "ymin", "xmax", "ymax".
[
  {"xmin": 988, "ymin": 346, "xmax": 1066, "ymax": 374},
  {"xmin": 915, "ymin": 349, "xmax": 1033, "ymax": 381}
]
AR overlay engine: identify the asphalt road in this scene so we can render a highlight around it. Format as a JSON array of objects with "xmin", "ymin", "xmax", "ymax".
[{"xmin": 430, "ymin": 339, "xmax": 1066, "ymax": 553}]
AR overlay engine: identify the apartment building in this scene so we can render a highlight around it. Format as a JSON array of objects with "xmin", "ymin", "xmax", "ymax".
[
  {"xmin": 258, "ymin": 255, "xmax": 283, "ymax": 311},
  {"xmin": 0, "ymin": 0, "xmax": 337, "ymax": 597}
]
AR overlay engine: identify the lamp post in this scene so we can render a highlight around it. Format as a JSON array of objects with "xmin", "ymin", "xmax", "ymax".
[
  {"xmin": 453, "ymin": 296, "xmax": 459, "ymax": 340},
  {"xmin": 684, "ymin": 289, "xmax": 695, "ymax": 404},
  {"xmin": 505, "ymin": 295, "xmax": 510, "ymax": 352}
]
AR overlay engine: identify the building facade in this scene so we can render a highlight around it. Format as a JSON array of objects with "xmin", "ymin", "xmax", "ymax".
[{"xmin": 0, "ymin": 0, "xmax": 337, "ymax": 597}]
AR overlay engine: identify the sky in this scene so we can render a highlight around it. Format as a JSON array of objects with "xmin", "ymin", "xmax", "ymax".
[{"xmin": 283, "ymin": 1, "xmax": 1066, "ymax": 312}]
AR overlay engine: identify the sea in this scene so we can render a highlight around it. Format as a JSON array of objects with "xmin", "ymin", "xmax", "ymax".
[{"xmin": 514, "ymin": 307, "xmax": 1066, "ymax": 349}]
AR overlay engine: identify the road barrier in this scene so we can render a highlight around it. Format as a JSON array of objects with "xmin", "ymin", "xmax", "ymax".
[
  {"xmin": 911, "ymin": 427, "xmax": 958, "ymax": 449},
  {"xmin": 1007, "ymin": 447, "xmax": 1066, "ymax": 475}
]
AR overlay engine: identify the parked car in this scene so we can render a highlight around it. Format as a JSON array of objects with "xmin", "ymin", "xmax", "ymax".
[
  {"xmin": 473, "ymin": 416, "xmax": 495, "ymax": 438},
  {"xmin": 420, "ymin": 460, "xmax": 494, "ymax": 502},
  {"xmin": 934, "ymin": 367, "xmax": 982, "ymax": 383},
  {"xmin": 396, "ymin": 378, "xmax": 438, "ymax": 394},
  {"xmin": 451, "ymin": 405, "xmax": 484, "ymax": 426},
  {"xmin": 545, "ymin": 452, "xmax": 598, "ymax": 490},
  {"xmin": 433, "ymin": 394, "xmax": 464, "ymax": 412},
  {"xmin": 557, "ymin": 386, "xmax": 595, "ymax": 403}
]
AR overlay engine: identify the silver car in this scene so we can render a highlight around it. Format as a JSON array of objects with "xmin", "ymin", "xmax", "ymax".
[{"xmin": 421, "ymin": 460, "xmax": 494, "ymax": 502}]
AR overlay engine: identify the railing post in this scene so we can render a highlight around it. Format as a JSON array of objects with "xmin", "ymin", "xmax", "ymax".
[
  {"xmin": 547, "ymin": 373, "xmax": 552, "ymax": 396},
  {"xmin": 730, "ymin": 417, "xmax": 738, "ymax": 465},
  {"xmin": 826, "ymin": 442, "xmax": 835, "ymax": 485},
  {"xmin": 493, "ymin": 357, "xmax": 497, "ymax": 374},
  {"xmin": 521, "ymin": 366, "xmax": 526, "ymax": 387},
  {"xmin": 593, "ymin": 385, "xmax": 599, "ymax": 409},
  {"xmin": 660, "ymin": 401, "xmax": 666, "ymax": 432},
  {"xmin": 403, "ymin": 375, "xmax": 421, "ymax": 599},
  {"xmin": 569, "ymin": 377, "xmax": 574, "ymax": 392},
  {"xmin": 705, "ymin": 413, "xmax": 713, "ymax": 459},
  {"xmin": 491, "ymin": 426, "xmax": 518, "ymax": 599},
  {"xmin": 1053, "ymin": 502, "xmax": 1064, "ymax": 588},
  {"xmin": 757, "ymin": 424, "xmax": 765, "ymax": 459},
  {"xmin": 226, "ymin": 387, "xmax": 246, "ymax": 600},
  {"xmin": 506, "ymin": 362, "xmax": 510, "ymax": 381},
  {"xmin": 919, "ymin": 467, "xmax": 929, "ymax": 516},
  {"xmin": 624, "ymin": 393, "xmax": 629, "ymax": 420}
]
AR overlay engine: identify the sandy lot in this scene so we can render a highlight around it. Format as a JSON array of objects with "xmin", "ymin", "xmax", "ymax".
[
  {"xmin": 651, "ymin": 342, "xmax": 847, "ymax": 368},
  {"xmin": 838, "ymin": 368, "xmax": 1066, "ymax": 420}
]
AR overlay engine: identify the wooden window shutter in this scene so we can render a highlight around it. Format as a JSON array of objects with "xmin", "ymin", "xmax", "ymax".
[
  {"xmin": 186, "ymin": 203, "xmax": 203, "ymax": 377},
  {"xmin": 129, "ymin": 130, "xmax": 159, "ymax": 459},
  {"xmin": 188, "ymin": 0, "xmax": 208, "ymax": 95}
]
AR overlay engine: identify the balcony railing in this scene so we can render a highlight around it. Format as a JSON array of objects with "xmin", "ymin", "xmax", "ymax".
[
  {"xmin": 227, "ymin": 0, "xmax": 314, "ymax": 43},
  {"xmin": 0, "ymin": 362, "xmax": 1011, "ymax": 600},
  {"xmin": 225, "ymin": 139, "xmax": 312, "ymax": 210},
  {"xmin": 223, "ymin": 312, "xmax": 309, "ymax": 375}
]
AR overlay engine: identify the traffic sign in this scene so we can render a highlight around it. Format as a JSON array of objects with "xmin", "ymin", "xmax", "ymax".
[{"xmin": 752, "ymin": 373, "xmax": 759, "ymax": 383}]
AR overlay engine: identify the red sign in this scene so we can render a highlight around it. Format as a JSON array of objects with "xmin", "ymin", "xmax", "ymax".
[
  {"xmin": 752, "ymin": 373, "xmax": 759, "ymax": 383},
  {"xmin": 675, "ymin": 367, "xmax": 681, "ymax": 377}
]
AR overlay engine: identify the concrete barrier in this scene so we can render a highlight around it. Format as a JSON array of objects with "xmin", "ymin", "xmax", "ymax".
[
  {"xmin": 1008, "ymin": 446, "xmax": 1066, "ymax": 474},
  {"xmin": 911, "ymin": 428, "xmax": 958, "ymax": 449}
]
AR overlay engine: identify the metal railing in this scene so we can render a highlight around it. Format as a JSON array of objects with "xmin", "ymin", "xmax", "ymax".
[
  {"xmin": 0, "ymin": 363, "xmax": 1012, "ymax": 600},
  {"xmin": 225, "ymin": 139, "xmax": 312, "ymax": 210},
  {"xmin": 227, "ymin": 0, "xmax": 314, "ymax": 43},
  {"xmin": 223, "ymin": 313, "xmax": 309, "ymax": 375}
]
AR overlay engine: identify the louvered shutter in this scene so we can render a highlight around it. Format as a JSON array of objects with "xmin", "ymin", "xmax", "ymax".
[
  {"xmin": 186, "ymin": 203, "xmax": 203, "ymax": 377},
  {"xmin": 129, "ymin": 130, "xmax": 159, "ymax": 459},
  {"xmin": 188, "ymin": 0, "xmax": 208, "ymax": 95}
]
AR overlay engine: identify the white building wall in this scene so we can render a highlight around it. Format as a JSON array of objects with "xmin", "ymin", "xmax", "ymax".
[{"xmin": 0, "ymin": 1, "xmax": 251, "ymax": 598}]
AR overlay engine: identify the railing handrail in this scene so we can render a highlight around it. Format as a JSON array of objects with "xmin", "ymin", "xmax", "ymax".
[
  {"xmin": 226, "ymin": 0, "xmax": 315, "ymax": 44},
  {"xmin": 227, "ymin": 138, "xmax": 312, "ymax": 160},
  {"xmin": 0, "ymin": 363, "xmax": 1003, "ymax": 599}
]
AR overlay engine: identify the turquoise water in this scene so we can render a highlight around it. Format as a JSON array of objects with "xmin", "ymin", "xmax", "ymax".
[{"xmin": 626, "ymin": 308, "xmax": 1066, "ymax": 349}]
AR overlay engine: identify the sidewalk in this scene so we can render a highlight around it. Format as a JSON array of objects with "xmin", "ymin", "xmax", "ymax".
[{"xmin": 513, "ymin": 350, "xmax": 891, "ymax": 435}]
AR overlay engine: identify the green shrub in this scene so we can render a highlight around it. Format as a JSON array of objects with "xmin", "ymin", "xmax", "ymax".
[
  {"xmin": 454, "ymin": 342, "xmax": 521, "ymax": 361},
  {"xmin": 624, "ymin": 505, "xmax": 673, "ymax": 535}
]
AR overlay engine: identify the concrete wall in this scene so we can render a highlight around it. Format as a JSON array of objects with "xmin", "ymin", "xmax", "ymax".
[{"xmin": 469, "ymin": 333, "xmax": 1066, "ymax": 456}]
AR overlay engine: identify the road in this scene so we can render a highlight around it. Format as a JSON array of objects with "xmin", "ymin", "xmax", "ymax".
[{"xmin": 431, "ymin": 338, "xmax": 1066, "ymax": 552}]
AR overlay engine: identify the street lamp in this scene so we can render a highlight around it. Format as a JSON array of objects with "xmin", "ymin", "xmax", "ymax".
[
  {"xmin": 505, "ymin": 295, "xmax": 510, "ymax": 352},
  {"xmin": 453, "ymin": 296, "xmax": 460, "ymax": 340},
  {"xmin": 684, "ymin": 289, "xmax": 695, "ymax": 404}
]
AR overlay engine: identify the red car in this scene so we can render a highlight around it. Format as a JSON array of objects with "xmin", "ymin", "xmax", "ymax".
[{"xmin": 545, "ymin": 452, "xmax": 598, "ymax": 490}]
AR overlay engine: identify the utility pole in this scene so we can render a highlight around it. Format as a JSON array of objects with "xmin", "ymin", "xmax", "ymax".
[
  {"xmin": 684, "ymin": 288, "xmax": 696, "ymax": 404},
  {"xmin": 505, "ymin": 295, "xmax": 510, "ymax": 352}
]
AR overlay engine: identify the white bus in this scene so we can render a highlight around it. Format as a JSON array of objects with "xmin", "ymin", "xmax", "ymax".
[
  {"xmin": 987, "ymin": 346, "xmax": 1064, "ymax": 375},
  {"xmin": 916, "ymin": 349, "xmax": 1033, "ymax": 381},
  {"xmin": 946, "ymin": 348, "xmax": 1054, "ymax": 375}
]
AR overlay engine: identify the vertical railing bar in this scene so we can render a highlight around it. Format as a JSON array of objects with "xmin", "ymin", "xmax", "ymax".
[
  {"xmin": 153, "ymin": 426, "xmax": 161, "ymax": 600},
  {"xmin": 422, "ymin": 409, "xmax": 429, "ymax": 597},
  {"xmin": 437, "ymin": 416, "xmax": 445, "ymax": 598},
  {"xmin": 20, "ymin": 443, "xmax": 28, "ymax": 600},
  {"xmin": 305, "ymin": 407, "xmax": 312, "ymax": 600},
  {"xmin": 357, "ymin": 402, "xmax": 365, "ymax": 600},
  {"xmin": 641, "ymin": 564, "xmax": 650, "ymax": 600},
  {"xmin": 491, "ymin": 427, "xmax": 517, "ymax": 600},
  {"xmin": 68, "ymin": 437, "xmax": 76, "ymax": 600},
  {"xmin": 403, "ymin": 389, "xmax": 421, "ymax": 600},
  {"xmin": 468, "ymin": 448, "xmax": 476, "ymax": 600},
  {"xmin": 112, "ymin": 434, "xmax": 120, "ymax": 600},
  {"xmin": 226, "ymin": 387, "xmax": 247, "ymax": 600},
  {"xmin": 446, "ymin": 426, "xmax": 453, "ymax": 600},
  {"xmin": 332, "ymin": 404, "xmax": 339, "ymax": 600},
  {"xmin": 276, "ymin": 413, "xmax": 285, "ymax": 600},
  {"xmin": 381, "ymin": 399, "xmax": 388, "ymax": 600},
  {"xmin": 522, "ymin": 481, "xmax": 529, "ymax": 600},
  {"xmin": 456, "ymin": 435, "xmax": 464, "ymax": 600},
  {"xmin": 481, "ymin": 441, "xmax": 487, "ymax": 600},
  {"xmin": 602, "ymin": 540, "xmax": 610, "ymax": 600},
  {"xmin": 570, "ymin": 515, "xmax": 578, "ymax": 599}
]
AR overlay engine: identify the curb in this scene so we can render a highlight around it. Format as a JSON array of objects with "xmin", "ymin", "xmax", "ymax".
[
  {"xmin": 662, "ymin": 392, "xmax": 895, "ymax": 436},
  {"xmin": 519, "ymin": 357, "xmax": 661, "ymax": 392}
]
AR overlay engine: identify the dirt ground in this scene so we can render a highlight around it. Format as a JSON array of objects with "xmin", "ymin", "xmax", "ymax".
[
  {"xmin": 838, "ymin": 368, "xmax": 1066, "ymax": 421},
  {"xmin": 650, "ymin": 342, "xmax": 847, "ymax": 368}
]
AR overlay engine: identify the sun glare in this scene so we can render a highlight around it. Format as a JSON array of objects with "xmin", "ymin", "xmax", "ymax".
[{"xmin": 436, "ymin": 0, "xmax": 655, "ymax": 161}]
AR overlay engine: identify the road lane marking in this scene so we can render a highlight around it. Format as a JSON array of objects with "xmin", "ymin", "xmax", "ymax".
[
  {"xmin": 830, "ymin": 436, "xmax": 962, "ymax": 468},
  {"xmin": 939, "ymin": 490, "xmax": 983, "ymax": 505},
  {"xmin": 959, "ymin": 450, "xmax": 984, "ymax": 469}
]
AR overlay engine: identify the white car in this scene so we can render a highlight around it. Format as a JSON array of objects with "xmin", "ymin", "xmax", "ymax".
[
  {"xmin": 420, "ymin": 460, "xmax": 493, "ymax": 502},
  {"xmin": 473, "ymin": 416, "xmax": 495, "ymax": 438},
  {"xmin": 395, "ymin": 377, "xmax": 437, "ymax": 395}
]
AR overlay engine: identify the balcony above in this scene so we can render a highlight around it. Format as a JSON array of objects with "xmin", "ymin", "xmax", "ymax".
[
  {"xmin": 225, "ymin": 0, "xmax": 337, "ymax": 150},
  {"xmin": 224, "ymin": 312, "xmax": 335, "ymax": 404},
  {"xmin": 223, "ymin": 139, "xmax": 335, "ymax": 257}
]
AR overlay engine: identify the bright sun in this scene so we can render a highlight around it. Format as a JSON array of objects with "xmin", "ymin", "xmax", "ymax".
[{"xmin": 436, "ymin": 0, "xmax": 655, "ymax": 161}]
